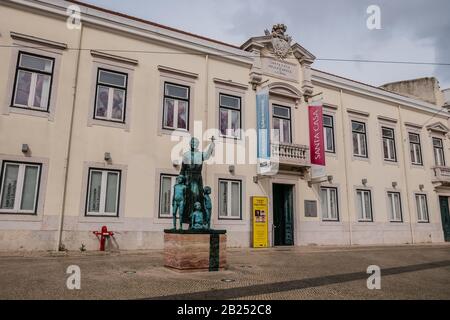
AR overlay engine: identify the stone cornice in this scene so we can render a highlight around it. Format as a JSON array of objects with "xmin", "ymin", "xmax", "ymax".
[{"xmin": 10, "ymin": 31, "xmax": 67, "ymax": 50}]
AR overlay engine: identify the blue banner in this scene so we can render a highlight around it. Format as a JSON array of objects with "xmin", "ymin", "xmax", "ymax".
[{"xmin": 256, "ymin": 87, "xmax": 270, "ymax": 160}]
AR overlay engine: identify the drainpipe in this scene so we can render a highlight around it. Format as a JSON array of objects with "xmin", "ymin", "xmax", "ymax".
[
  {"xmin": 397, "ymin": 105, "xmax": 415, "ymax": 244},
  {"xmin": 204, "ymin": 54, "xmax": 210, "ymax": 184},
  {"xmin": 339, "ymin": 89, "xmax": 353, "ymax": 245},
  {"xmin": 55, "ymin": 25, "xmax": 84, "ymax": 251}
]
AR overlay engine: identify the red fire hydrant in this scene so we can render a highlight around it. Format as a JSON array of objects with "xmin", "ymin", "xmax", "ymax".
[{"xmin": 93, "ymin": 226, "xmax": 114, "ymax": 251}]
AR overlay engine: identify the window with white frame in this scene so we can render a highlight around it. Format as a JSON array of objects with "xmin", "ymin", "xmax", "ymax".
[
  {"xmin": 433, "ymin": 137, "xmax": 445, "ymax": 166},
  {"xmin": 218, "ymin": 179, "xmax": 241, "ymax": 219},
  {"xmin": 382, "ymin": 127, "xmax": 397, "ymax": 162},
  {"xmin": 272, "ymin": 105, "xmax": 292, "ymax": 144},
  {"xmin": 356, "ymin": 189, "xmax": 373, "ymax": 221},
  {"xmin": 320, "ymin": 187, "xmax": 339, "ymax": 221},
  {"xmin": 163, "ymin": 82, "xmax": 189, "ymax": 131},
  {"xmin": 159, "ymin": 174, "xmax": 177, "ymax": 218},
  {"xmin": 0, "ymin": 162, "xmax": 41, "ymax": 214},
  {"xmin": 415, "ymin": 194, "xmax": 429, "ymax": 222},
  {"xmin": 323, "ymin": 114, "xmax": 335, "ymax": 153},
  {"xmin": 219, "ymin": 93, "xmax": 241, "ymax": 139},
  {"xmin": 352, "ymin": 121, "xmax": 368, "ymax": 158},
  {"xmin": 409, "ymin": 133, "xmax": 423, "ymax": 165},
  {"xmin": 86, "ymin": 168, "xmax": 121, "ymax": 217},
  {"xmin": 387, "ymin": 192, "xmax": 402, "ymax": 222},
  {"xmin": 12, "ymin": 52, "xmax": 54, "ymax": 111},
  {"xmin": 94, "ymin": 69, "xmax": 128, "ymax": 123}
]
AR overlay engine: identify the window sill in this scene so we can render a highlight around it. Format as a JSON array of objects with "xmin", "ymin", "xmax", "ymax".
[
  {"xmin": 88, "ymin": 118, "xmax": 129, "ymax": 131},
  {"xmin": 6, "ymin": 106, "xmax": 52, "ymax": 120},
  {"xmin": 0, "ymin": 212, "xmax": 42, "ymax": 222}
]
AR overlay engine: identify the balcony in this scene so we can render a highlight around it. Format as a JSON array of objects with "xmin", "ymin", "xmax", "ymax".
[
  {"xmin": 432, "ymin": 166, "xmax": 450, "ymax": 186},
  {"xmin": 270, "ymin": 143, "xmax": 310, "ymax": 171}
]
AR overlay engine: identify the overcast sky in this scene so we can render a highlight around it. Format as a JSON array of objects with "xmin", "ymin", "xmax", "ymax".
[{"xmin": 84, "ymin": 0, "xmax": 450, "ymax": 89}]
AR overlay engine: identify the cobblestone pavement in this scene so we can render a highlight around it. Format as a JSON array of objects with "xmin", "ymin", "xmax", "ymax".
[{"xmin": 0, "ymin": 244, "xmax": 449, "ymax": 300}]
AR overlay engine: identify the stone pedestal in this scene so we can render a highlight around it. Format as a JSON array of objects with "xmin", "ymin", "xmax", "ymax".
[{"xmin": 164, "ymin": 229, "xmax": 227, "ymax": 272}]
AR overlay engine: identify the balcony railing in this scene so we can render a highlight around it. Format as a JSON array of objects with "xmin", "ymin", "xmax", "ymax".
[
  {"xmin": 271, "ymin": 143, "xmax": 310, "ymax": 167},
  {"xmin": 432, "ymin": 166, "xmax": 450, "ymax": 185}
]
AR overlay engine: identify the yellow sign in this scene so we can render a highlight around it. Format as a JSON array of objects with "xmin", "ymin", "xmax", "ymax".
[{"xmin": 252, "ymin": 196, "xmax": 269, "ymax": 248}]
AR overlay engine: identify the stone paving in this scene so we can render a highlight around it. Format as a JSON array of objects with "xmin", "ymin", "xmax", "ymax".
[{"xmin": 0, "ymin": 244, "xmax": 449, "ymax": 300}]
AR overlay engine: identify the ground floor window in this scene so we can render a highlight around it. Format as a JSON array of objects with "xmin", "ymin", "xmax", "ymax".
[
  {"xmin": 86, "ymin": 168, "xmax": 121, "ymax": 217},
  {"xmin": 320, "ymin": 187, "xmax": 339, "ymax": 221},
  {"xmin": 159, "ymin": 174, "xmax": 177, "ymax": 218},
  {"xmin": 356, "ymin": 189, "xmax": 373, "ymax": 221},
  {"xmin": 415, "ymin": 194, "xmax": 429, "ymax": 223},
  {"xmin": 0, "ymin": 162, "xmax": 41, "ymax": 214},
  {"xmin": 218, "ymin": 179, "xmax": 241, "ymax": 220},
  {"xmin": 387, "ymin": 192, "xmax": 402, "ymax": 222}
]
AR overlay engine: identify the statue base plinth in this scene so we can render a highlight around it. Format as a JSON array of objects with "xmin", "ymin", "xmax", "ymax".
[{"xmin": 164, "ymin": 229, "xmax": 227, "ymax": 272}]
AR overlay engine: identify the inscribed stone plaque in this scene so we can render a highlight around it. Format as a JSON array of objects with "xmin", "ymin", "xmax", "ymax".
[{"xmin": 261, "ymin": 57, "xmax": 299, "ymax": 82}]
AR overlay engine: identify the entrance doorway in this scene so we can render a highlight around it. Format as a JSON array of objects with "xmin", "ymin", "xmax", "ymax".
[
  {"xmin": 273, "ymin": 183, "xmax": 294, "ymax": 246},
  {"xmin": 439, "ymin": 196, "xmax": 450, "ymax": 242}
]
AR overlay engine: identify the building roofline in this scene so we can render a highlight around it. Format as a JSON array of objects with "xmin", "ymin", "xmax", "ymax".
[
  {"xmin": 67, "ymin": 0, "xmax": 241, "ymax": 50},
  {"xmin": 311, "ymin": 68, "xmax": 448, "ymax": 117}
]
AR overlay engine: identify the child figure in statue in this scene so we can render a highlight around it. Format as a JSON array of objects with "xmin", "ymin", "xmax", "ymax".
[
  {"xmin": 191, "ymin": 202, "xmax": 206, "ymax": 230},
  {"xmin": 172, "ymin": 175, "xmax": 186, "ymax": 230},
  {"xmin": 203, "ymin": 186, "xmax": 212, "ymax": 230}
]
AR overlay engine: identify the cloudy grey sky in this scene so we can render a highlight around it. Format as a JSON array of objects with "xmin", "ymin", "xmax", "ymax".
[{"xmin": 84, "ymin": 0, "xmax": 450, "ymax": 89}]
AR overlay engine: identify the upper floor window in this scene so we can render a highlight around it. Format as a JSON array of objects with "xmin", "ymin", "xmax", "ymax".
[
  {"xmin": 323, "ymin": 115, "xmax": 335, "ymax": 153},
  {"xmin": 272, "ymin": 105, "xmax": 292, "ymax": 144},
  {"xmin": 219, "ymin": 179, "xmax": 242, "ymax": 220},
  {"xmin": 94, "ymin": 69, "xmax": 127, "ymax": 123},
  {"xmin": 356, "ymin": 189, "xmax": 373, "ymax": 222},
  {"xmin": 163, "ymin": 82, "xmax": 189, "ymax": 131},
  {"xmin": 12, "ymin": 52, "xmax": 54, "ymax": 112},
  {"xmin": 0, "ymin": 162, "xmax": 41, "ymax": 214},
  {"xmin": 320, "ymin": 187, "xmax": 339, "ymax": 221},
  {"xmin": 86, "ymin": 168, "xmax": 121, "ymax": 217},
  {"xmin": 219, "ymin": 94, "xmax": 241, "ymax": 139},
  {"xmin": 433, "ymin": 137, "xmax": 445, "ymax": 166},
  {"xmin": 387, "ymin": 192, "xmax": 402, "ymax": 222},
  {"xmin": 352, "ymin": 121, "xmax": 368, "ymax": 158},
  {"xmin": 409, "ymin": 133, "xmax": 423, "ymax": 165},
  {"xmin": 382, "ymin": 127, "xmax": 397, "ymax": 162},
  {"xmin": 415, "ymin": 194, "xmax": 429, "ymax": 223},
  {"xmin": 159, "ymin": 174, "xmax": 177, "ymax": 219}
]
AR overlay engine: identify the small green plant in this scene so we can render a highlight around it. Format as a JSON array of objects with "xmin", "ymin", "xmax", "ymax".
[
  {"xmin": 79, "ymin": 243, "xmax": 86, "ymax": 252},
  {"xmin": 58, "ymin": 243, "xmax": 68, "ymax": 252}
]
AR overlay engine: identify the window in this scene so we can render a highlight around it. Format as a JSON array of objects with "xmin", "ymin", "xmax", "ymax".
[
  {"xmin": 0, "ymin": 162, "xmax": 41, "ymax": 214},
  {"xmin": 159, "ymin": 174, "xmax": 177, "ymax": 218},
  {"xmin": 12, "ymin": 52, "xmax": 54, "ymax": 111},
  {"xmin": 163, "ymin": 82, "xmax": 189, "ymax": 131},
  {"xmin": 272, "ymin": 105, "xmax": 292, "ymax": 144},
  {"xmin": 382, "ymin": 127, "xmax": 397, "ymax": 162},
  {"xmin": 433, "ymin": 137, "xmax": 445, "ymax": 166},
  {"xmin": 323, "ymin": 115, "xmax": 335, "ymax": 153},
  {"xmin": 409, "ymin": 133, "xmax": 423, "ymax": 165},
  {"xmin": 352, "ymin": 121, "xmax": 368, "ymax": 158},
  {"xmin": 415, "ymin": 194, "xmax": 429, "ymax": 223},
  {"xmin": 86, "ymin": 168, "xmax": 121, "ymax": 217},
  {"xmin": 94, "ymin": 69, "xmax": 128, "ymax": 123},
  {"xmin": 219, "ymin": 94, "xmax": 241, "ymax": 139},
  {"xmin": 320, "ymin": 187, "xmax": 339, "ymax": 221},
  {"xmin": 387, "ymin": 192, "xmax": 402, "ymax": 222},
  {"xmin": 218, "ymin": 179, "xmax": 241, "ymax": 219},
  {"xmin": 356, "ymin": 189, "xmax": 373, "ymax": 221}
]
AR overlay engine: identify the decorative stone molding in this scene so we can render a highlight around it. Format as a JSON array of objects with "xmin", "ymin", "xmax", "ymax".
[
  {"xmin": 404, "ymin": 122, "xmax": 423, "ymax": 129},
  {"xmin": 426, "ymin": 122, "xmax": 449, "ymax": 134},
  {"xmin": 377, "ymin": 115, "xmax": 398, "ymax": 123},
  {"xmin": 10, "ymin": 31, "xmax": 67, "ymax": 50},
  {"xmin": 268, "ymin": 82, "xmax": 302, "ymax": 104},
  {"xmin": 90, "ymin": 50, "xmax": 138, "ymax": 66},
  {"xmin": 157, "ymin": 65, "xmax": 198, "ymax": 79},
  {"xmin": 213, "ymin": 78, "xmax": 248, "ymax": 91},
  {"xmin": 346, "ymin": 108, "xmax": 370, "ymax": 117}
]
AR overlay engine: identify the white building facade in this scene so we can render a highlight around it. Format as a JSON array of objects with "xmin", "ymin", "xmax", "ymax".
[{"xmin": 0, "ymin": 0, "xmax": 449, "ymax": 251}]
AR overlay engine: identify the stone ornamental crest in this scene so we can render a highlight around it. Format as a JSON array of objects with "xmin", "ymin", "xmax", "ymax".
[{"xmin": 264, "ymin": 23, "xmax": 293, "ymax": 60}]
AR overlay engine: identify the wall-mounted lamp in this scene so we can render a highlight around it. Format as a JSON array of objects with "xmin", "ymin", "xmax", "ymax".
[
  {"xmin": 362, "ymin": 178, "xmax": 368, "ymax": 186},
  {"xmin": 419, "ymin": 184, "xmax": 425, "ymax": 191},
  {"xmin": 229, "ymin": 165, "xmax": 235, "ymax": 175},
  {"xmin": 327, "ymin": 175, "xmax": 333, "ymax": 183},
  {"xmin": 392, "ymin": 181, "xmax": 398, "ymax": 188},
  {"xmin": 21, "ymin": 144, "xmax": 29, "ymax": 154},
  {"xmin": 104, "ymin": 152, "xmax": 112, "ymax": 162}
]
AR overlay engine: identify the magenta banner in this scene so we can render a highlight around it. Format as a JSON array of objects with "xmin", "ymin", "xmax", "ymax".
[{"xmin": 309, "ymin": 104, "xmax": 325, "ymax": 166}]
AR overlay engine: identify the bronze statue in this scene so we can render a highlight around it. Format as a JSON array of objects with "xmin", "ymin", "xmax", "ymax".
[{"xmin": 171, "ymin": 175, "xmax": 186, "ymax": 230}]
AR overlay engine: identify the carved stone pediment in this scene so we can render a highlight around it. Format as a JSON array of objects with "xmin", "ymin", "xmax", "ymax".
[{"xmin": 427, "ymin": 122, "xmax": 449, "ymax": 134}]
